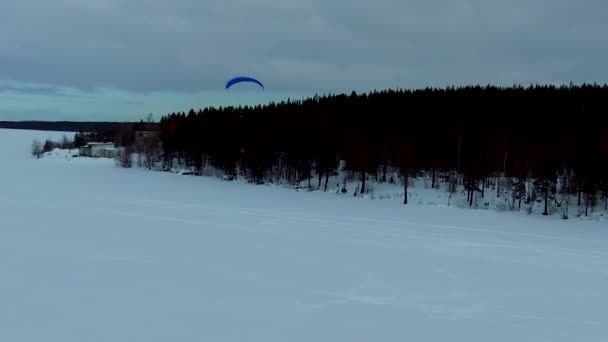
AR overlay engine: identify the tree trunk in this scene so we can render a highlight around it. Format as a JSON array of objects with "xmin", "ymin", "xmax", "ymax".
[
  {"xmin": 403, "ymin": 171, "xmax": 408, "ymax": 204},
  {"xmin": 382, "ymin": 165, "xmax": 387, "ymax": 183},
  {"xmin": 469, "ymin": 187, "xmax": 474, "ymax": 207},
  {"xmin": 564, "ymin": 194, "xmax": 569, "ymax": 219},
  {"xmin": 496, "ymin": 172, "xmax": 500, "ymax": 198},
  {"xmin": 308, "ymin": 170, "xmax": 311, "ymax": 189},
  {"xmin": 457, "ymin": 136, "xmax": 461, "ymax": 174},
  {"xmin": 501, "ymin": 148, "xmax": 508, "ymax": 196},
  {"xmin": 481, "ymin": 177, "xmax": 485, "ymax": 198},
  {"xmin": 578, "ymin": 186, "xmax": 582, "ymax": 206},
  {"xmin": 518, "ymin": 193, "xmax": 522, "ymax": 210},
  {"xmin": 564, "ymin": 170, "xmax": 571, "ymax": 219},
  {"xmin": 324, "ymin": 170, "xmax": 330, "ymax": 192},
  {"xmin": 360, "ymin": 171, "xmax": 366, "ymax": 195},
  {"xmin": 318, "ymin": 168, "xmax": 322, "ymax": 188},
  {"xmin": 543, "ymin": 180, "xmax": 549, "ymax": 215},
  {"xmin": 431, "ymin": 168, "xmax": 436, "ymax": 189}
]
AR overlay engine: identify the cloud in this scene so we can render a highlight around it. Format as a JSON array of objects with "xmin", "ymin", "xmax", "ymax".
[
  {"xmin": 0, "ymin": 83, "xmax": 65, "ymax": 96},
  {"xmin": 0, "ymin": 0, "xmax": 606, "ymax": 120},
  {"xmin": 0, "ymin": 0, "xmax": 606, "ymax": 95},
  {"xmin": 0, "ymin": 81, "xmax": 100, "ymax": 98},
  {"xmin": 0, "ymin": 83, "xmax": 297, "ymax": 121}
]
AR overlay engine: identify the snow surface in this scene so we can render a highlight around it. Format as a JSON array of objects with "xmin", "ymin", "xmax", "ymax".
[{"xmin": 1, "ymin": 128, "xmax": 608, "ymax": 342}]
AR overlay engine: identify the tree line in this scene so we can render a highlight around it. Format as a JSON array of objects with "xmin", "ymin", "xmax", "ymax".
[
  {"xmin": 1, "ymin": 120, "xmax": 151, "ymax": 133},
  {"xmin": 118, "ymin": 84, "xmax": 607, "ymax": 218},
  {"xmin": 31, "ymin": 135, "xmax": 76, "ymax": 158}
]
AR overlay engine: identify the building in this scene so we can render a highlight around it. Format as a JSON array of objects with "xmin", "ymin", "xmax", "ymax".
[
  {"xmin": 79, "ymin": 142, "xmax": 118, "ymax": 158},
  {"xmin": 134, "ymin": 131, "xmax": 159, "ymax": 146}
]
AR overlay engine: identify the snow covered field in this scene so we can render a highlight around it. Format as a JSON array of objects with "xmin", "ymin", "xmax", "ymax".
[{"xmin": 2, "ymin": 128, "xmax": 608, "ymax": 342}]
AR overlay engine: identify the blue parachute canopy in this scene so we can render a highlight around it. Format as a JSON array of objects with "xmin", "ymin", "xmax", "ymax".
[{"xmin": 225, "ymin": 76, "xmax": 264, "ymax": 90}]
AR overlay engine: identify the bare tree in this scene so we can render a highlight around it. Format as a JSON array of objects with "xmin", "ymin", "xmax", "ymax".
[
  {"xmin": 556, "ymin": 168, "xmax": 572, "ymax": 219},
  {"xmin": 584, "ymin": 180, "xmax": 597, "ymax": 217},
  {"xmin": 115, "ymin": 147, "xmax": 133, "ymax": 168},
  {"xmin": 143, "ymin": 145, "xmax": 159, "ymax": 170},
  {"xmin": 145, "ymin": 113, "xmax": 155, "ymax": 131},
  {"xmin": 61, "ymin": 135, "xmax": 72, "ymax": 150},
  {"xmin": 31, "ymin": 140, "xmax": 44, "ymax": 158},
  {"xmin": 141, "ymin": 130, "xmax": 161, "ymax": 170},
  {"xmin": 447, "ymin": 170, "xmax": 458, "ymax": 207}
]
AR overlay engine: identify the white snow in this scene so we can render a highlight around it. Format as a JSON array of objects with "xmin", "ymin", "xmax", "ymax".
[{"xmin": 1, "ymin": 128, "xmax": 608, "ymax": 342}]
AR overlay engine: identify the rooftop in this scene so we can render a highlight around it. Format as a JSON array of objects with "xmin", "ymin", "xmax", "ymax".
[{"xmin": 85, "ymin": 142, "xmax": 114, "ymax": 145}]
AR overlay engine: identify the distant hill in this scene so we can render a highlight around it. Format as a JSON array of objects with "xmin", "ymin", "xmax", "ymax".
[{"xmin": 0, "ymin": 121, "xmax": 156, "ymax": 133}]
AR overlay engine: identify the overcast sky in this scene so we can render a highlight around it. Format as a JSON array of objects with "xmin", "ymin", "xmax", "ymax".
[{"xmin": 0, "ymin": 0, "xmax": 606, "ymax": 121}]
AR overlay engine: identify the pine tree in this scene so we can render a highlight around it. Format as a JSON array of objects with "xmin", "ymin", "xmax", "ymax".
[
  {"xmin": 74, "ymin": 132, "xmax": 87, "ymax": 147},
  {"xmin": 139, "ymin": 83, "xmax": 608, "ymax": 217},
  {"xmin": 396, "ymin": 142, "xmax": 416, "ymax": 205},
  {"xmin": 511, "ymin": 177, "xmax": 527, "ymax": 211},
  {"xmin": 43, "ymin": 139, "xmax": 55, "ymax": 153},
  {"xmin": 583, "ymin": 176, "xmax": 598, "ymax": 217},
  {"xmin": 534, "ymin": 176, "xmax": 557, "ymax": 216}
]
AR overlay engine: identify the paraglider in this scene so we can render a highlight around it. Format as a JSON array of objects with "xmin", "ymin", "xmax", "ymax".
[{"xmin": 225, "ymin": 76, "xmax": 264, "ymax": 90}]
